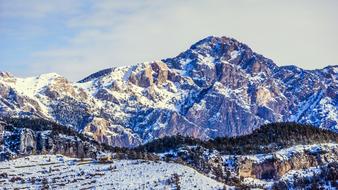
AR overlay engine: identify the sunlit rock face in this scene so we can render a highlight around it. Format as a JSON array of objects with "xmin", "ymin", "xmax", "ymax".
[
  {"xmin": 0, "ymin": 126, "xmax": 100, "ymax": 160},
  {"xmin": 237, "ymin": 144, "xmax": 338, "ymax": 180},
  {"xmin": 0, "ymin": 36, "xmax": 337, "ymax": 147}
]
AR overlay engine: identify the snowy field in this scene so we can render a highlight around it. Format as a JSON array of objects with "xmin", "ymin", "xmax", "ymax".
[{"xmin": 0, "ymin": 155, "xmax": 226, "ymax": 190}]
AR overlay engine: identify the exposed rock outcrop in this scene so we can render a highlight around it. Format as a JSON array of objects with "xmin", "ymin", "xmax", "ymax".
[
  {"xmin": 83, "ymin": 117, "xmax": 141, "ymax": 147},
  {"xmin": 150, "ymin": 142, "xmax": 338, "ymax": 189},
  {"xmin": 0, "ymin": 122, "xmax": 102, "ymax": 161},
  {"xmin": 238, "ymin": 144, "xmax": 338, "ymax": 180}
]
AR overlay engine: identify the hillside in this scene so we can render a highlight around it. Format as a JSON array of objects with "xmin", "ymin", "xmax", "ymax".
[
  {"xmin": 137, "ymin": 123, "xmax": 338, "ymax": 189},
  {"xmin": 0, "ymin": 155, "xmax": 226, "ymax": 190},
  {"xmin": 1, "ymin": 117, "xmax": 337, "ymax": 189},
  {"xmin": 137, "ymin": 122, "xmax": 338, "ymax": 154}
]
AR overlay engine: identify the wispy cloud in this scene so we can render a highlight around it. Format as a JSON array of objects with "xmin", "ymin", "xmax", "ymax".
[
  {"xmin": 0, "ymin": 0, "xmax": 82, "ymax": 18},
  {"xmin": 1, "ymin": 0, "xmax": 338, "ymax": 81}
]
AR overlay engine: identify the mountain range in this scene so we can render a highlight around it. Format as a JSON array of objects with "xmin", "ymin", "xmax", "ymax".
[{"xmin": 0, "ymin": 36, "xmax": 337, "ymax": 147}]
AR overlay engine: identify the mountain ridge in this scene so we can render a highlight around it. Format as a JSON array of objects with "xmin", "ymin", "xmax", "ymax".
[{"xmin": 0, "ymin": 36, "xmax": 337, "ymax": 147}]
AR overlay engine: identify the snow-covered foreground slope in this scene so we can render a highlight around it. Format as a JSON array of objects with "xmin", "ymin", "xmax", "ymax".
[{"xmin": 0, "ymin": 155, "xmax": 227, "ymax": 190}]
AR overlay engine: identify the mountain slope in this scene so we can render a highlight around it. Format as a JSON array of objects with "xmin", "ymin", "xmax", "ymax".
[
  {"xmin": 137, "ymin": 122, "xmax": 338, "ymax": 155},
  {"xmin": 0, "ymin": 36, "xmax": 337, "ymax": 147},
  {"xmin": 136, "ymin": 123, "xmax": 338, "ymax": 189},
  {"xmin": 0, "ymin": 155, "xmax": 226, "ymax": 190},
  {"xmin": 1, "ymin": 121, "xmax": 337, "ymax": 189}
]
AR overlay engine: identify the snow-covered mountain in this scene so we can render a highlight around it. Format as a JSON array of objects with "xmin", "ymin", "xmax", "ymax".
[{"xmin": 0, "ymin": 36, "xmax": 337, "ymax": 147}]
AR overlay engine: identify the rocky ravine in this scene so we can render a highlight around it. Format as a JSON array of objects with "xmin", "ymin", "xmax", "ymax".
[{"xmin": 0, "ymin": 36, "xmax": 337, "ymax": 147}]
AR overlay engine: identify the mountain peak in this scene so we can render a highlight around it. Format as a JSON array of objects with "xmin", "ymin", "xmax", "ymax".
[
  {"xmin": 172, "ymin": 35, "xmax": 257, "ymax": 66},
  {"xmin": 192, "ymin": 35, "xmax": 235, "ymax": 45},
  {"xmin": 164, "ymin": 35, "xmax": 278, "ymax": 78},
  {"xmin": 189, "ymin": 35, "xmax": 245, "ymax": 53},
  {"xmin": 37, "ymin": 72, "xmax": 62, "ymax": 80},
  {"xmin": 0, "ymin": 72, "xmax": 14, "ymax": 78}
]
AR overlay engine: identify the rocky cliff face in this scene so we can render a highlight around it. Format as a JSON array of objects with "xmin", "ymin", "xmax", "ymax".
[
  {"xmin": 233, "ymin": 144, "xmax": 338, "ymax": 189},
  {"xmin": 0, "ymin": 121, "xmax": 102, "ymax": 161},
  {"xmin": 237, "ymin": 144, "xmax": 337, "ymax": 180},
  {"xmin": 0, "ymin": 36, "xmax": 337, "ymax": 147},
  {"xmin": 156, "ymin": 143, "xmax": 338, "ymax": 189}
]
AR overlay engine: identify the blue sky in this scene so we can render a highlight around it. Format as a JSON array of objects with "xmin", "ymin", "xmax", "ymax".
[{"xmin": 1, "ymin": 0, "xmax": 337, "ymax": 81}]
